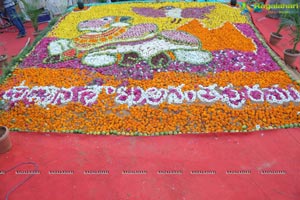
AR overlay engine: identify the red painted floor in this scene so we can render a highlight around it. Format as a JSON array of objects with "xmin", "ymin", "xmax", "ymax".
[
  {"xmin": 1, "ymin": 4, "xmax": 300, "ymax": 200},
  {"xmin": 1, "ymin": 129, "xmax": 300, "ymax": 200},
  {"xmin": 0, "ymin": 22, "xmax": 48, "ymax": 62}
]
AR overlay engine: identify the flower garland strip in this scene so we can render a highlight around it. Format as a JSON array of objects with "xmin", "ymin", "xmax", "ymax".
[
  {"xmin": 1, "ymin": 68, "xmax": 298, "ymax": 91},
  {"xmin": 177, "ymin": 20, "xmax": 256, "ymax": 52}
]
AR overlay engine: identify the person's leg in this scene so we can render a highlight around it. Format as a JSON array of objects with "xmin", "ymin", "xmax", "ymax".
[{"xmin": 5, "ymin": 6, "xmax": 26, "ymax": 36}]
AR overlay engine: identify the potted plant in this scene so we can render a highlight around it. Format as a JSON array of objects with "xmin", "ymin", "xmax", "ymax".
[
  {"xmin": 0, "ymin": 126, "xmax": 11, "ymax": 154},
  {"xmin": 20, "ymin": 0, "xmax": 44, "ymax": 35},
  {"xmin": 269, "ymin": 10, "xmax": 293, "ymax": 45},
  {"xmin": 269, "ymin": 22, "xmax": 285, "ymax": 45},
  {"xmin": 77, "ymin": 0, "xmax": 85, "ymax": 9},
  {"xmin": 0, "ymin": 42, "xmax": 8, "ymax": 71},
  {"xmin": 282, "ymin": 6, "xmax": 300, "ymax": 68},
  {"xmin": 74, "ymin": 0, "xmax": 91, "ymax": 11},
  {"xmin": 0, "ymin": 99, "xmax": 11, "ymax": 153},
  {"xmin": 0, "ymin": 54, "xmax": 7, "ymax": 67},
  {"xmin": 230, "ymin": 0, "xmax": 237, "ymax": 6}
]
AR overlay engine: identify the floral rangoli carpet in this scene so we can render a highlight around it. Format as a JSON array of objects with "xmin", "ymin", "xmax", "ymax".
[{"xmin": 0, "ymin": 2, "xmax": 299, "ymax": 135}]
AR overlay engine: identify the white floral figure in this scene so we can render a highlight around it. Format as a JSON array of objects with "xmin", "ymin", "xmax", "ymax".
[{"xmin": 46, "ymin": 16, "xmax": 212, "ymax": 68}]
